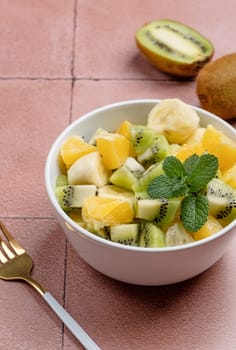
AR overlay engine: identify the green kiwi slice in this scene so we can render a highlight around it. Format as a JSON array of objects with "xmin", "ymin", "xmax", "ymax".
[
  {"xmin": 56, "ymin": 174, "xmax": 68, "ymax": 187},
  {"xmin": 132, "ymin": 162, "xmax": 164, "ymax": 193},
  {"xmin": 109, "ymin": 157, "xmax": 145, "ymax": 191},
  {"xmin": 137, "ymin": 134, "xmax": 169, "ymax": 166},
  {"xmin": 130, "ymin": 125, "xmax": 156, "ymax": 156},
  {"xmin": 139, "ymin": 222, "xmax": 165, "ymax": 248},
  {"xmin": 206, "ymin": 178, "xmax": 236, "ymax": 226},
  {"xmin": 55, "ymin": 185, "xmax": 97, "ymax": 211},
  {"xmin": 136, "ymin": 198, "xmax": 181, "ymax": 230},
  {"xmin": 109, "ymin": 166, "xmax": 139, "ymax": 191},
  {"xmin": 110, "ymin": 223, "xmax": 139, "ymax": 246},
  {"xmin": 135, "ymin": 19, "xmax": 214, "ymax": 77}
]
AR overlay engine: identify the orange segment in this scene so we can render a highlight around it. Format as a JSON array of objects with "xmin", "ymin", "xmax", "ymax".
[
  {"xmin": 96, "ymin": 133, "xmax": 130, "ymax": 169},
  {"xmin": 60, "ymin": 136, "xmax": 97, "ymax": 168},
  {"xmin": 201, "ymin": 125, "xmax": 236, "ymax": 171},
  {"xmin": 82, "ymin": 196, "xmax": 134, "ymax": 228},
  {"xmin": 192, "ymin": 216, "xmax": 223, "ymax": 241}
]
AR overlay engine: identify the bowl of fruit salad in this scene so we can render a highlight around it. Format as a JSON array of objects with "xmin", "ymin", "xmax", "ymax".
[{"xmin": 45, "ymin": 98, "xmax": 236, "ymax": 285}]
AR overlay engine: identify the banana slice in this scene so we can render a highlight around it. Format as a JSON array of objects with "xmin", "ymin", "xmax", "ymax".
[
  {"xmin": 147, "ymin": 98, "xmax": 200, "ymax": 144},
  {"xmin": 166, "ymin": 222, "xmax": 194, "ymax": 246},
  {"xmin": 68, "ymin": 151, "xmax": 109, "ymax": 187}
]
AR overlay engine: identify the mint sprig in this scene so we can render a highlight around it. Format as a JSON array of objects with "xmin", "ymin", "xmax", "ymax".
[
  {"xmin": 147, "ymin": 154, "xmax": 219, "ymax": 232},
  {"xmin": 181, "ymin": 193, "xmax": 209, "ymax": 232}
]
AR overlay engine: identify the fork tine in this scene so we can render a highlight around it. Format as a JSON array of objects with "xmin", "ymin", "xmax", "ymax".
[
  {"xmin": 0, "ymin": 249, "xmax": 8, "ymax": 263},
  {"xmin": 0, "ymin": 239, "xmax": 15, "ymax": 259},
  {"xmin": 0, "ymin": 221, "xmax": 25, "ymax": 255}
]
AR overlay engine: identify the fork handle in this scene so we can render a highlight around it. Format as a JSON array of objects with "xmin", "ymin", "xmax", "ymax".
[{"xmin": 43, "ymin": 292, "xmax": 101, "ymax": 350}]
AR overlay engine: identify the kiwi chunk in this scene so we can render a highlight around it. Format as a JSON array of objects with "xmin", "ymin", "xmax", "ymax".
[
  {"xmin": 135, "ymin": 199, "xmax": 161, "ymax": 221},
  {"xmin": 109, "ymin": 157, "xmax": 145, "ymax": 191},
  {"xmin": 135, "ymin": 19, "xmax": 214, "ymax": 77},
  {"xmin": 136, "ymin": 198, "xmax": 181, "ymax": 230},
  {"xmin": 109, "ymin": 166, "xmax": 138, "ymax": 191},
  {"xmin": 130, "ymin": 125, "xmax": 169, "ymax": 166},
  {"xmin": 86, "ymin": 224, "xmax": 110, "ymax": 240},
  {"xmin": 56, "ymin": 174, "xmax": 68, "ymax": 187},
  {"xmin": 130, "ymin": 125, "xmax": 156, "ymax": 155},
  {"xmin": 206, "ymin": 178, "xmax": 236, "ymax": 226},
  {"xmin": 125, "ymin": 157, "xmax": 145, "ymax": 178},
  {"xmin": 132, "ymin": 162, "xmax": 163, "ymax": 193},
  {"xmin": 137, "ymin": 134, "xmax": 169, "ymax": 167},
  {"xmin": 110, "ymin": 223, "xmax": 139, "ymax": 246},
  {"xmin": 55, "ymin": 185, "xmax": 97, "ymax": 211},
  {"xmin": 139, "ymin": 222, "xmax": 165, "ymax": 248}
]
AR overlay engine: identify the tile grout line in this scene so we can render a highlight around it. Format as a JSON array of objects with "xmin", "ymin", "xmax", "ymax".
[
  {"xmin": 0, "ymin": 216, "xmax": 57, "ymax": 221},
  {"xmin": 62, "ymin": 1, "xmax": 78, "ymax": 348},
  {"xmin": 69, "ymin": 0, "xmax": 78, "ymax": 124},
  {"xmin": 0, "ymin": 76, "xmax": 193, "ymax": 82}
]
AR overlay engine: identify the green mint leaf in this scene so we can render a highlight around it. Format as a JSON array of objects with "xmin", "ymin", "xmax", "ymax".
[
  {"xmin": 181, "ymin": 193, "xmax": 209, "ymax": 232},
  {"xmin": 147, "ymin": 174, "xmax": 189, "ymax": 198},
  {"xmin": 162, "ymin": 156, "xmax": 186, "ymax": 178},
  {"xmin": 183, "ymin": 154, "xmax": 200, "ymax": 176},
  {"xmin": 187, "ymin": 154, "xmax": 219, "ymax": 192}
]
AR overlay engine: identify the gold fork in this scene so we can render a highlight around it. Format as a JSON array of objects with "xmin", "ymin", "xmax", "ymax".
[{"xmin": 0, "ymin": 221, "xmax": 101, "ymax": 350}]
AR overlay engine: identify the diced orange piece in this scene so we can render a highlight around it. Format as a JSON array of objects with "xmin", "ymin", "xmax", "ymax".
[
  {"xmin": 175, "ymin": 124, "xmax": 236, "ymax": 169},
  {"xmin": 202, "ymin": 125, "xmax": 236, "ymax": 171},
  {"xmin": 82, "ymin": 196, "xmax": 134, "ymax": 227},
  {"xmin": 193, "ymin": 216, "xmax": 223, "ymax": 241},
  {"xmin": 96, "ymin": 133, "xmax": 130, "ymax": 169},
  {"xmin": 222, "ymin": 164, "xmax": 236, "ymax": 189},
  {"xmin": 175, "ymin": 143, "xmax": 204, "ymax": 162},
  {"xmin": 175, "ymin": 128, "xmax": 205, "ymax": 161},
  {"xmin": 60, "ymin": 136, "xmax": 97, "ymax": 168},
  {"xmin": 116, "ymin": 120, "xmax": 132, "ymax": 138},
  {"xmin": 116, "ymin": 120, "xmax": 136, "ymax": 157}
]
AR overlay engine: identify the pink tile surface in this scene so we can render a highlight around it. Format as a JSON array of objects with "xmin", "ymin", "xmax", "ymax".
[
  {"xmin": 64, "ymin": 246, "xmax": 236, "ymax": 350},
  {"xmin": 71, "ymin": 80, "xmax": 198, "ymax": 119},
  {"xmin": 0, "ymin": 219, "xmax": 66, "ymax": 350},
  {"xmin": 74, "ymin": 0, "xmax": 236, "ymax": 79},
  {"xmin": 0, "ymin": 80, "xmax": 71, "ymax": 217},
  {"xmin": 0, "ymin": 0, "xmax": 74, "ymax": 77},
  {"xmin": 0, "ymin": 0, "xmax": 236, "ymax": 349}
]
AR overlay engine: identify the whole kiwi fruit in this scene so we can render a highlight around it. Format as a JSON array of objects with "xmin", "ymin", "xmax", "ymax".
[{"xmin": 196, "ymin": 53, "xmax": 236, "ymax": 120}]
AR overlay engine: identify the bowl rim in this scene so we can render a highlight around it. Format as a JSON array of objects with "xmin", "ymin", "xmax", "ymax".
[{"xmin": 45, "ymin": 98, "xmax": 236, "ymax": 253}]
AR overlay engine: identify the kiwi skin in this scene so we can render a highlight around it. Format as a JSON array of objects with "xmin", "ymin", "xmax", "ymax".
[
  {"xmin": 196, "ymin": 53, "xmax": 236, "ymax": 120},
  {"xmin": 135, "ymin": 19, "xmax": 214, "ymax": 78}
]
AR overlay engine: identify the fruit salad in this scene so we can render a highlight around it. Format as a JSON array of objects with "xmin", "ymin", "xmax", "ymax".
[{"xmin": 55, "ymin": 98, "xmax": 236, "ymax": 248}]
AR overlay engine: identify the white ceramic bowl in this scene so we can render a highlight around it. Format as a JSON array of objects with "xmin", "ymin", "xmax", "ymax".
[{"xmin": 45, "ymin": 99, "xmax": 236, "ymax": 285}]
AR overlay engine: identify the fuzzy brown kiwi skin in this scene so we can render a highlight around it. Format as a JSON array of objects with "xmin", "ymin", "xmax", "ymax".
[
  {"xmin": 196, "ymin": 53, "xmax": 236, "ymax": 120},
  {"xmin": 136, "ymin": 39, "xmax": 213, "ymax": 78}
]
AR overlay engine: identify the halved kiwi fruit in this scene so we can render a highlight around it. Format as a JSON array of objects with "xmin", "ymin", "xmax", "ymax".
[{"xmin": 135, "ymin": 19, "xmax": 214, "ymax": 77}]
